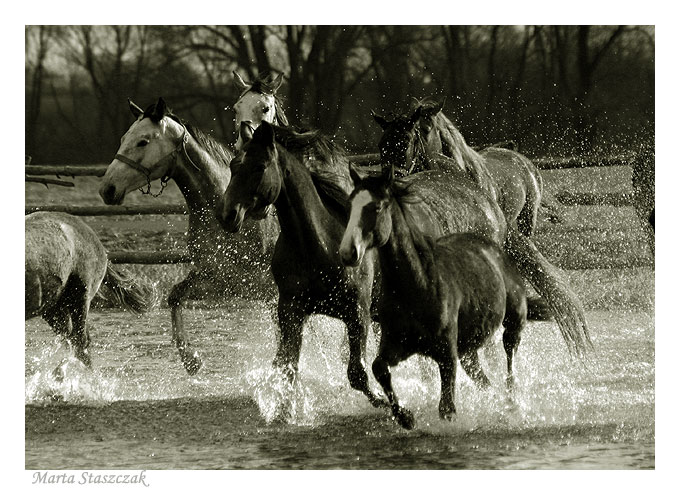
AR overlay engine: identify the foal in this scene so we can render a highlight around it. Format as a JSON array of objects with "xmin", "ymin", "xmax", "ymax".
[{"xmin": 339, "ymin": 165, "xmax": 527, "ymax": 429}]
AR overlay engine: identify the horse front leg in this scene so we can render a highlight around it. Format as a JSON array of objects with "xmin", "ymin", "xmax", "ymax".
[
  {"xmin": 372, "ymin": 353, "xmax": 415, "ymax": 429},
  {"xmin": 435, "ymin": 331, "xmax": 458, "ymax": 421},
  {"xmin": 273, "ymin": 299, "xmax": 306, "ymax": 380},
  {"xmin": 345, "ymin": 314, "xmax": 386, "ymax": 408},
  {"xmin": 168, "ymin": 271, "xmax": 203, "ymax": 375}
]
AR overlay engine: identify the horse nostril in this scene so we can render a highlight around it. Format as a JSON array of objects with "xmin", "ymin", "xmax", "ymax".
[{"xmin": 101, "ymin": 185, "xmax": 116, "ymax": 203}]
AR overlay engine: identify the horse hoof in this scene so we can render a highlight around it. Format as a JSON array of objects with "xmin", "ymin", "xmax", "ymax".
[
  {"xmin": 51, "ymin": 364, "xmax": 65, "ymax": 384},
  {"xmin": 395, "ymin": 408, "xmax": 416, "ymax": 430},
  {"xmin": 439, "ymin": 411, "xmax": 455, "ymax": 422},
  {"xmin": 183, "ymin": 352, "xmax": 203, "ymax": 375}
]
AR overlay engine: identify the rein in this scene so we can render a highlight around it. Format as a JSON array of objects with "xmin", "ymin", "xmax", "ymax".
[{"xmin": 114, "ymin": 122, "xmax": 201, "ymax": 197}]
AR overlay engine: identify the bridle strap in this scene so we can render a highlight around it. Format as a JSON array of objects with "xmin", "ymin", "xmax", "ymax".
[{"xmin": 114, "ymin": 122, "xmax": 199, "ymax": 197}]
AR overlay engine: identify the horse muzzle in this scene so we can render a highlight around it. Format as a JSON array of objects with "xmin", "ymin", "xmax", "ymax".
[
  {"xmin": 339, "ymin": 241, "xmax": 364, "ymax": 267},
  {"xmin": 218, "ymin": 204, "xmax": 246, "ymax": 233},
  {"xmin": 99, "ymin": 182, "xmax": 125, "ymax": 205}
]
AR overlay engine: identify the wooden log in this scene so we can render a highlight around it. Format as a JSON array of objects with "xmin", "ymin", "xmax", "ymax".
[
  {"xmin": 555, "ymin": 191, "xmax": 633, "ymax": 207},
  {"xmin": 347, "ymin": 152, "xmax": 637, "ymax": 170},
  {"xmin": 25, "ymin": 164, "xmax": 109, "ymax": 177},
  {"xmin": 108, "ymin": 250, "xmax": 192, "ymax": 264},
  {"xmin": 25, "ymin": 176, "xmax": 75, "ymax": 188},
  {"xmin": 533, "ymin": 153, "xmax": 636, "ymax": 170},
  {"xmin": 25, "ymin": 204, "xmax": 188, "ymax": 216}
]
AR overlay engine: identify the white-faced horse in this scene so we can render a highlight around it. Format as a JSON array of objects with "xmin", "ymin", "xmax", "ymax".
[
  {"xmin": 98, "ymin": 97, "xmax": 278, "ymax": 375},
  {"xmin": 232, "ymin": 71, "xmax": 289, "ymax": 150}
]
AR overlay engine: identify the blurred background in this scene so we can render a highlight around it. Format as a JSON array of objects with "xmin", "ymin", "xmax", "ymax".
[{"xmin": 25, "ymin": 25, "xmax": 654, "ymax": 164}]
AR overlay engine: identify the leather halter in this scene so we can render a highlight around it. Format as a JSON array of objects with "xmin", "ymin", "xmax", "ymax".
[{"xmin": 114, "ymin": 122, "xmax": 199, "ymax": 197}]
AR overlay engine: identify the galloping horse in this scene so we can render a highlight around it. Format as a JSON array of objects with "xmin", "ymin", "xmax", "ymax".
[
  {"xmin": 99, "ymin": 97, "xmax": 278, "ymax": 375},
  {"xmin": 372, "ymin": 97, "xmax": 543, "ymax": 237},
  {"xmin": 26, "ymin": 212, "xmax": 152, "ymax": 366},
  {"xmin": 216, "ymin": 121, "xmax": 386, "ymax": 408},
  {"xmin": 232, "ymin": 71, "xmax": 289, "ymax": 149},
  {"xmin": 373, "ymin": 99, "xmax": 590, "ymax": 356},
  {"xmin": 339, "ymin": 165, "xmax": 527, "ymax": 429}
]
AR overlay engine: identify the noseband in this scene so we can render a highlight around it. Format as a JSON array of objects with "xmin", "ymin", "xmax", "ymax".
[{"xmin": 114, "ymin": 122, "xmax": 200, "ymax": 197}]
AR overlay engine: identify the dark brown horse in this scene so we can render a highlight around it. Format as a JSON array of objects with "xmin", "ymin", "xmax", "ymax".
[
  {"xmin": 216, "ymin": 121, "xmax": 384, "ymax": 408},
  {"xmin": 99, "ymin": 98, "xmax": 278, "ymax": 375},
  {"xmin": 26, "ymin": 212, "xmax": 152, "ymax": 366},
  {"xmin": 374, "ymin": 99, "xmax": 590, "ymax": 351},
  {"xmin": 339, "ymin": 165, "xmax": 527, "ymax": 429}
]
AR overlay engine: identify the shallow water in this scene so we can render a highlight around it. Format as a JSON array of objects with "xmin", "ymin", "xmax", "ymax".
[{"xmin": 25, "ymin": 303, "xmax": 654, "ymax": 470}]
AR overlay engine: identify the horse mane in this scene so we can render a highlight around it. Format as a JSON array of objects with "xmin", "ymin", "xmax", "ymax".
[
  {"xmin": 433, "ymin": 112, "xmax": 496, "ymax": 198},
  {"xmin": 143, "ymin": 102, "xmax": 234, "ymax": 169},
  {"xmin": 270, "ymin": 123, "xmax": 354, "ymax": 217},
  {"xmin": 272, "ymin": 124, "xmax": 352, "ymax": 186},
  {"xmin": 183, "ymin": 122, "xmax": 234, "ymax": 168},
  {"xmin": 409, "ymin": 98, "xmax": 496, "ymax": 199}
]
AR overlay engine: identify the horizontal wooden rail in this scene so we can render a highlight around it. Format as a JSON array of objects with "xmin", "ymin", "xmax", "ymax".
[
  {"xmin": 26, "ymin": 164, "xmax": 109, "ymax": 177},
  {"xmin": 533, "ymin": 152, "xmax": 637, "ymax": 171},
  {"xmin": 26, "ymin": 204, "xmax": 188, "ymax": 216},
  {"xmin": 554, "ymin": 191, "xmax": 633, "ymax": 207},
  {"xmin": 108, "ymin": 250, "xmax": 192, "ymax": 264},
  {"xmin": 26, "ymin": 152, "xmax": 639, "ymax": 179}
]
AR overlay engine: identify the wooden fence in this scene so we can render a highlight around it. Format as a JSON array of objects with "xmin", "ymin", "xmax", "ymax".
[{"xmin": 25, "ymin": 152, "xmax": 639, "ymax": 266}]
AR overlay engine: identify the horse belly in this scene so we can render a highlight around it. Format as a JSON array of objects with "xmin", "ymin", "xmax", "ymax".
[{"xmin": 436, "ymin": 239, "xmax": 508, "ymax": 353}]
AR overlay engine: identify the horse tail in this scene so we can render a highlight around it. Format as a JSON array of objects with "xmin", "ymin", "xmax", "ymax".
[
  {"xmin": 504, "ymin": 227, "xmax": 592, "ymax": 356},
  {"xmin": 100, "ymin": 261, "xmax": 154, "ymax": 314},
  {"xmin": 539, "ymin": 190, "xmax": 565, "ymax": 224}
]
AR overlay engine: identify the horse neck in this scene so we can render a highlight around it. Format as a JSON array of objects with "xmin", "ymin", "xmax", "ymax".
[
  {"xmin": 274, "ymin": 147, "xmax": 340, "ymax": 256},
  {"xmin": 378, "ymin": 197, "xmax": 437, "ymax": 300},
  {"xmin": 170, "ymin": 136, "xmax": 231, "ymax": 217}
]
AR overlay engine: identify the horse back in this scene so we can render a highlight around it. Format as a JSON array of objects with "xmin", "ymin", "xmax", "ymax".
[
  {"xmin": 401, "ymin": 171, "xmax": 507, "ymax": 245},
  {"xmin": 25, "ymin": 212, "xmax": 108, "ymax": 303}
]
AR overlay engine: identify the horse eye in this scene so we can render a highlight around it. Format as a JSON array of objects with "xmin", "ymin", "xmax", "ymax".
[
  {"xmin": 262, "ymin": 106, "xmax": 270, "ymax": 113},
  {"xmin": 137, "ymin": 140, "xmax": 149, "ymax": 147}
]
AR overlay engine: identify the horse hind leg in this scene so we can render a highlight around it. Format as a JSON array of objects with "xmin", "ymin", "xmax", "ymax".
[
  {"xmin": 502, "ymin": 291, "xmax": 527, "ymax": 394},
  {"xmin": 168, "ymin": 271, "xmax": 204, "ymax": 375},
  {"xmin": 65, "ymin": 278, "xmax": 92, "ymax": 367},
  {"xmin": 459, "ymin": 350, "xmax": 491, "ymax": 389}
]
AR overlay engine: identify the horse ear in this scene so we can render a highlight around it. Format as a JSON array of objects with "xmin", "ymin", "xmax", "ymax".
[
  {"xmin": 150, "ymin": 97, "xmax": 168, "ymax": 122},
  {"xmin": 233, "ymin": 71, "xmax": 249, "ymax": 92},
  {"xmin": 270, "ymin": 72, "xmax": 284, "ymax": 92},
  {"xmin": 420, "ymin": 97, "xmax": 445, "ymax": 119},
  {"xmin": 128, "ymin": 98, "xmax": 144, "ymax": 118},
  {"xmin": 372, "ymin": 111, "xmax": 390, "ymax": 130},
  {"xmin": 253, "ymin": 121, "xmax": 276, "ymax": 148},
  {"xmin": 410, "ymin": 106, "xmax": 423, "ymax": 126},
  {"xmin": 349, "ymin": 163, "xmax": 364, "ymax": 185},
  {"xmin": 380, "ymin": 162, "xmax": 395, "ymax": 186}
]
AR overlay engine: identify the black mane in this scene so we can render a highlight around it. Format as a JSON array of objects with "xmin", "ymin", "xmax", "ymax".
[{"xmin": 143, "ymin": 101, "xmax": 233, "ymax": 168}]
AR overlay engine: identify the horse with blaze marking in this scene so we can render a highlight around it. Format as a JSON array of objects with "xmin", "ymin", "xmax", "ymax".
[{"xmin": 339, "ymin": 165, "xmax": 527, "ymax": 429}]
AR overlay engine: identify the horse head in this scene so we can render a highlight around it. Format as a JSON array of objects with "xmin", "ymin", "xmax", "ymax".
[
  {"xmin": 339, "ymin": 164, "xmax": 395, "ymax": 267},
  {"xmin": 99, "ymin": 97, "xmax": 187, "ymax": 205},
  {"xmin": 232, "ymin": 71, "xmax": 286, "ymax": 151},
  {"xmin": 217, "ymin": 121, "xmax": 281, "ymax": 233},
  {"xmin": 372, "ymin": 97, "xmax": 446, "ymax": 175}
]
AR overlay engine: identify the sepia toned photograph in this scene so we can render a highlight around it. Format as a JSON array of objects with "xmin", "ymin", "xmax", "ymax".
[{"xmin": 24, "ymin": 20, "xmax": 655, "ymax": 477}]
